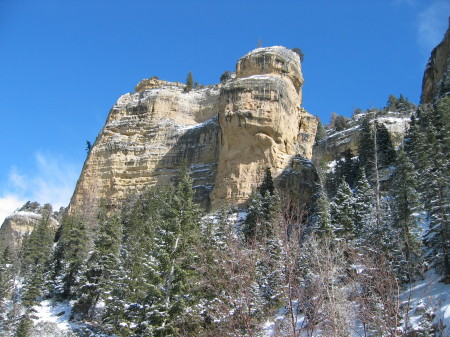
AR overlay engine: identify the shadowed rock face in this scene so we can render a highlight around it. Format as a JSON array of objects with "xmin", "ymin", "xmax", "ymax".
[
  {"xmin": 68, "ymin": 46, "xmax": 317, "ymax": 214},
  {"xmin": 421, "ymin": 26, "xmax": 450, "ymax": 103}
]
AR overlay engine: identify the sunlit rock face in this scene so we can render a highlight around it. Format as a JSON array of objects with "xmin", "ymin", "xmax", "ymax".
[
  {"xmin": 69, "ymin": 46, "xmax": 317, "ymax": 214},
  {"xmin": 0, "ymin": 203, "xmax": 60, "ymax": 252},
  {"xmin": 69, "ymin": 83, "xmax": 221, "ymax": 211},
  {"xmin": 210, "ymin": 47, "xmax": 316, "ymax": 208}
]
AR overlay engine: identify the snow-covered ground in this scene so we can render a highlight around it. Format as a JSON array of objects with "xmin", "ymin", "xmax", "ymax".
[
  {"xmin": 32, "ymin": 300, "xmax": 72, "ymax": 331},
  {"xmin": 403, "ymin": 270, "xmax": 450, "ymax": 335}
]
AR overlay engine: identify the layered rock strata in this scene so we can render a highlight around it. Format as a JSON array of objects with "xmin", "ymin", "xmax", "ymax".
[
  {"xmin": 210, "ymin": 47, "xmax": 316, "ymax": 208},
  {"xmin": 69, "ymin": 46, "xmax": 317, "ymax": 213},
  {"xmin": 0, "ymin": 210, "xmax": 59, "ymax": 252}
]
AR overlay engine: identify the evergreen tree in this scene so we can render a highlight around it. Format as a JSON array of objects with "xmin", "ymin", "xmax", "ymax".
[
  {"xmin": 0, "ymin": 248, "xmax": 13, "ymax": 300},
  {"xmin": 385, "ymin": 94, "xmax": 399, "ymax": 111},
  {"xmin": 52, "ymin": 215, "xmax": 89, "ymax": 299},
  {"xmin": 376, "ymin": 122, "xmax": 396, "ymax": 167},
  {"xmin": 396, "ymin": 94, "xmax": 416, "ymax": 112},
  {"xmin": 73, "ymin": 202, "xmax": 122, "ymax": 320},
  {"xmin": 259, "ymin": 167, "xmax": 275, "ymax": 196},
  {"xmin": 15, "ymin": 314, "xmax": 32, "ymax": 337},
  {"xmin": 185, "ymin": 71, "xmax": 193, "ymax": 92},
  {"xmin": 103, "ymin": 166, "xmax": 203, "ymax": 336},
  {"xmin": 390, "ymin": 148, "xmax": 422, "ymax": 281},
  {"xmin": 0, "ymin": 248, "xmax": 14, "ymax": 330},
  {"xmin": 244, "ymin": 168, "xmax": 280, "ymax": 241},
  {"xmin": 353, "ymin": 172, "xmax": 375, "ymax": 240},
  {"xmin": 291, "ymin": 47, "xmax": 304, "ymax": 62},
  {"xmin": 417, "ymin": 98, "xmax": 450, "ymax": 276},
  {"xmin": 334, "ymin": 149, "xmax": 358, "ymax": 189},
  {"xmin": 21, "ymin": 209, "xmax": 54, "ymax": 306},
  {"xmin": 314, "ymin": 116, "xmax": 326, "ymax": 143},
  {"xmin": 312, "ymin": 188, "xmax": 333, "ymax": 239},
  {"xmin": 331, "ymin": 181, "xmax": 355, "ymax": 240},
  {"xmin": 103, "ymin": 187, "xmax": 166, "ymax": 335},
  {"xmin": 358, "ymin": 117, "xmax": 376, "ymax": 180},
  {"xmin": 330, "ymin": 112, "xmax": 350, "ymax": 131},
  {"xmin": 145, "ymin": 166, "xmax": 202, "ymax": 336}
]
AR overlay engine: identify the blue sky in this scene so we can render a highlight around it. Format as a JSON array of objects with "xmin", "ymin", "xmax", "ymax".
[{"xmin": 0, "ymin": 0, "xmax": 449, "ymax": 222}]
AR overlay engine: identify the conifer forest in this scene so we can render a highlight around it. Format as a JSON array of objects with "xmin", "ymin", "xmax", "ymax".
[{"xmin": 0, "ymin": 94, "xmax": 448, "ymax": 336}]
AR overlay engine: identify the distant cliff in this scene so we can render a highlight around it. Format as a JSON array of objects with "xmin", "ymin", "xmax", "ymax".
[
  {"xmin": 421, "ymin": 24, "xmax": 450, "ymax": 103},
  {"xmin": 0, "ymin": 202, "xmax": 60, "ymax": 252},
  {"xmin": 68, "ymin": 46, "xmax": 317, "ymax": 214}
]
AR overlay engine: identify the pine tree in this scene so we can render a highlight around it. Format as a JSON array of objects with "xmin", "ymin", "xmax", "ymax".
[
  {"xmin": 376, "ymin": 122, "xmax": 396, "ymax": 167},
  {"xmin": 21, "ymin": 209, "xmax": 54, "ymax": 306},
  {"xmin": 103, "ymin": 166, "xmax": 203, "ymax": 336},
  {"xmin": 334, "ymin": 149, "xmax": 358, "ymax": 189},
  {"xmin": 390, "ymin": 148, "xmax": 422, "ymax": 281},
  {"xmin": 314, "ymin": 116, "xmax": 326, "ymax": 143},
  {"xmin": 0, "ymin": 248, "xmax": 14, "ymax": 330},
  {"xmin": 244, "ymin": 168, "xmax": 280, "ymax": 241},
  {"xmin": 417, "ymin": 98, "xmax": 450, "ymax": 276},
  {"xmin": 0, "ymin": 248, "xmax": 13, "ymax": 300},
  {"xmin": 15, "ymin": 314, "xmax": 32, "ymax": 337},
  {"xmin": 185, "ymin": 71, "xmax": 193, "ymax": 92},
  {"xmin": 103, "ymin": 188, "xmax": 166, "ymax": 335},
  {"xmin": 385, "ymin": 94, "xmax": 399, "ymax": 111},
  {"xmin": 312, "ymin": 188, "xmax": 333, "ymax": 239},
  {"xmin": 358, "ymin": 117, "xmax": 376, "ymax": 179},
  {"xmin": 145, "ymin": 166, "xmax": 202, "ymax": 335},
  {"xmin": 52, "ymin": 214, "xmax": 89, "ymax": 299},
  {"xmin": 331, "ymin": 181, "xmax": 355, "ymax": 240},
  {"xmin": 397, "ymin": 94, "xmax": 416, "ymax": 112},
  {"xmin": 353, "ymin": 172, "xmax": 375, "ymax": 242},
  {"xmin": 73, "ymin": 202, "xmax": 122, "ymax": 320}
]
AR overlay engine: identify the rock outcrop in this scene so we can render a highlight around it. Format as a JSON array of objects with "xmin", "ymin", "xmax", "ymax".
[
  {"xmin": 313, "ymin": 112, "xmax": 411, "ymax": 164},
  {"xmin": 421, "ymin": 24, "xmax": 450, "ymax": 103},
  {"xmin": 69, "ymin": 46, "xmax": 317, "ymax": 214},
  {"xmin": 0, "ymin": 202, "xmax": 60, "ymax": 252},
  {"xmin": 210, "ymin": 47, "xmax": 316, "ymax": 208}
]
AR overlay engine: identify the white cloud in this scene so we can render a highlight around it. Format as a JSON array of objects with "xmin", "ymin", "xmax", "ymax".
[
  {"xmin": 417, "ymin": 1, "xmax": 450, "ymax": 51},
  {"xmin": 0, "ymin": 152, "xmax": 81, "ymax": 224},
  {"xmin": 31, "ymin": 152, "xmax": 80, "ymax": 210},
  {"xmin": 0, "ymin": 194, "xmax": 25, "ymax": 227},
  {"xmin": 9, "ymin": 167, "xmax": 27, "ymax": 191}
]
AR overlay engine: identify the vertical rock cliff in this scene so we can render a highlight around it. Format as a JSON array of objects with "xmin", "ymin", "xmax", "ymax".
[
  {"xmin": 210, "ymin": 47, "xmax": 316, "ymax": 208},
  {"xmin": 68, "ymin": 46, "xmax": 317, "ymax": 214},
  {"xmin": 421, "ymin": 24, "xmax": 450, "ymax": 103}
]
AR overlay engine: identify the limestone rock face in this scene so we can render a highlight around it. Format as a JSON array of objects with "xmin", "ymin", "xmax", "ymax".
[
  {"xmin": 69, "ymin": 84, "xmax": 221, "ymax": 211},
  {"xmin": 313, "ymin": 112, "xmax": 411, "ymax": 164},
  {"xmin": 236, "ymin": 47, "xmax": 304, "ymax": 97},
  {"xmin": 69, "ymin": 46, "xmax": 317, "ymax": 214},
  {"xmin": 0, "ymin": 211, "xmax": 59, "ymax": 252},
  {"xmin": 421, "ymin": 26, "xmax": 450, "ymax": 103},
  {"xmin": 210, "ymin": 47, "xmax": 316, "ymax": 208}
]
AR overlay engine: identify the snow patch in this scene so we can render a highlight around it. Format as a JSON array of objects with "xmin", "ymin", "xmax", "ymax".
[
  {"xmin": 7, "ymin": 211, "xmax": 42, "ymax": 220},
  {"xmin": 32, "ymin": 300, "xmax": 72, "ymax": 331}
]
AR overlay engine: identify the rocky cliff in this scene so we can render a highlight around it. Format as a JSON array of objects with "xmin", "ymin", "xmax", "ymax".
[
  {"xmin": 0, "ymin": 202, "xmax": 60, "ymax": 252},
  {"xmin": 313, "ymin": 111, "xmax": 411, "ymax": 164},
  {"xmin": 68, "ymin": 47, "xmax": 317, "ymax": 213},
  {"xmin": 421, "ymin": 24, "xmax": 450, "ymax": 103}
]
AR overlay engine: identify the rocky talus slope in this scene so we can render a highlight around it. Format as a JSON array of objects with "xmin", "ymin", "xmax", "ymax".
[{"xmin": 68, "ymin": 46, "xmax": 317, "ymax": 213}]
